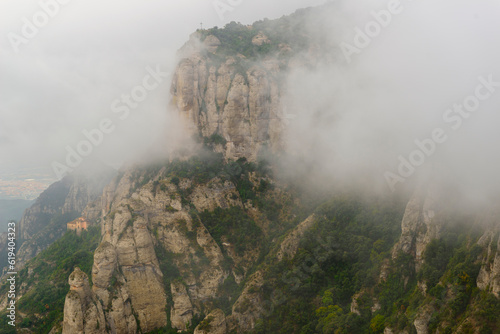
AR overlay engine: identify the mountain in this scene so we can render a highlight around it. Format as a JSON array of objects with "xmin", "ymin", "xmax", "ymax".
[
  {"xmin": 1, "ymin": 166, "xmax": 115, "ymax": 275},
  {"xmin": 0, "ymin": 4, "xmax": 499, "ymax": 334}
]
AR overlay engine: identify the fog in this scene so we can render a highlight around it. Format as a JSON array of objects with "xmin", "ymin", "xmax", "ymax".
[
  {"xmin": 282, "ymin": 0, "xmax": 500, "ymax": 202},
  {"xmin": 2, "ymin": 0, "xmax": 500, "ymax": 204},
  {"xmin": 0, "ymin": 0, "xmax": 327, "ymax": 177}
]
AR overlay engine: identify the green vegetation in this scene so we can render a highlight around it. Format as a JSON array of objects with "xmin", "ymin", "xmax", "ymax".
[
  {"xmin": 165, "ymin": 150, "xmax": 225, "ymax": 186},
  {"xmin": 197, "ymin": 315, "xmax": 214, "ymax": 332},
  {"xmin": 0, "ymin": 226, "xmax": 100, "ymax": 333},
  {"xmin": 200, "ymin": 22, "xmax": 275, "ymax": 59},
  {"xmin": 131, "ymin": 162, "xmax": 166, "ymax": 191},
  {"xmin": 198, "ymin": 7, "xmax": 317, "ymax": 60},
  {"xmin": 3, "ymin": 150, "xmax": 498, "ymax": 334},
  {"xmin": 14, "ymin": 177, "xmax": 74, "ymax": 243},
  {"xmin": 164, "ymin": 147, "xmax": 270, "ymax": 205},
  {"xmin": 22, "ymin": 211, "xmax": 81, "ymax": 251},
  {"xmin": 250, "ymin": 193, "xmax": 500, "ymax": 333},
  {"xmin": 252, "ymin": 195, "xmax": 406, "ymax": 333},
  {"xmin": 199, "ymin": 206, "xmax": 263, "ymax": 256},
  {"xmin": 204, "ymin": 133, "xmax": 227, "ymax": 147}
]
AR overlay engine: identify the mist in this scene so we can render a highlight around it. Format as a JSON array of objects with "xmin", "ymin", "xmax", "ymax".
[
  {"xmin": 3, "ymin": 0, "xmax": 500, "ymax": 206},
  {"xmin": 281, "ymin": 0, "xmax": 500, "ymax": 203},
  {"xmin": 0, "ymin": 0, "xmax": 327, "ymax": 178}
]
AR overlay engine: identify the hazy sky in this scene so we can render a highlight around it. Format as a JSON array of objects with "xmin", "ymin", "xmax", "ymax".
[
  {"xmin": 282, "ymin": 0, "xmax": 500, "ymax": 200},
  {"xmin": 0, "ymin": 0, "xmax": 327, "ymax": 177},
  {"xmin": 2, "ymin": 0, "xmax": 500, "ymax": 203}
]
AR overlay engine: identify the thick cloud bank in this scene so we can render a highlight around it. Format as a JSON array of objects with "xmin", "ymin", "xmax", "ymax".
[{"xmin": 283, "ymin": 0, "xmax": 500, "ymax": 202}]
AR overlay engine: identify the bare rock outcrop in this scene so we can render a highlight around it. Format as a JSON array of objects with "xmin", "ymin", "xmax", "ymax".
[
  {"xmin": 252, "ymin": 32, "xmax": 270, "ymax": 46},
  {"xmin": 81, "ymin": 169, "xmax": 245, "ymax": 333},
  {"xmin": 189, "ymin": 178, "xmax": 242, "ymax": 212},
  {"xmin": 228, "ymin": 271, "xmax": 267, "ymax": 332},
  {"xmin": 204, "ymin": 35, "xmax": 221, "ymax": 53},
  {"xmin": 62, "ymin": 268, "xmax": 106, "ymax": 334},
  {"xmin": 392, "ymin": 184, "xmax": 441, "ymax": 271},
  {"xmin": 171, "ymin": 37, "xmax": 285, "ymax": 162},
  {"xmin": 94, "ymin": 210, "xmax": 168, "ymax": 332},
  {"xmin": 194, "ymin": 309, "xmax": 227, "ymax": 334},
  {"xmin": 170, "ymin": 280, "xmax": 196, "ymax": 330},
  {"xmin": 413, "ymin": 305, "xmax": 434, "ymax": 334},
  {"xmin": 477, "ymin": 223, "xmax": 500, "ymax": 297},
  {"xmin": 277, "ymin": 214, "xmax": 316, "ymax": 261}
]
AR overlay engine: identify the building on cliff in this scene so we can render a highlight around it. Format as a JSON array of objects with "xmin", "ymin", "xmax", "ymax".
[{"xmin": 67, "ymin": 217, "xmax": 90, "ymax": 235}]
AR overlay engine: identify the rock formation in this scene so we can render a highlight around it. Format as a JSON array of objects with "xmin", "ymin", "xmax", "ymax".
[
  {"xmin": 27, "ymin": 6, "xmax": 500, "ymax": 334},
  {"xmin": 171, "ymin": 33, "xmax": 286, "ymax": 162},
  {"xmin": 62, "ymin": 267, "xmax": 106, "ymax": 334},
  {"xmin": 477, "ymin": 216, "xmax": 500, "ymax": 297},
  {"xmin": 392, "ymin": 184, "xmax": 441, "ymax": 271},
  {"xmin": 194, "ymin": 309, "xmax": 227, "ymax": 334}
]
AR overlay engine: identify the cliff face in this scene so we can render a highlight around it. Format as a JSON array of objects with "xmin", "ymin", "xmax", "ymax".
[
  {"xmin": 63, "ymin": 267, "xmax": 106, "ymax": 334},
  {"xmin": 61, "ymin": 23, "xmax": 321, "ymax": 332},
  {"xmin": 70, "ymin": 157, "xmax": 279, "ymax": 333},
  {"xmin": 170, "ymin": 34, "xmax": 286, "ymax": 162},
  {"xmin": 90, "ymin": 172, "xmax": 169, "ymax": 332},
  {"xmin": 24, "ymin": 7, "xmax": 500, "ymax": 334},
  {"xmin": 391, "ymin": 184, "xmax": 441, "ymax": 271},
  {"xmin": 477, "ymin": 213, "xmax": 500, "ymax": 297}
]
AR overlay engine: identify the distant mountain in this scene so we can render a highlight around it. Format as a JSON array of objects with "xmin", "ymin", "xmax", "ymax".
[{"xmin": 0, "ymin": 199, "xmax": 33, "ymax": 232}]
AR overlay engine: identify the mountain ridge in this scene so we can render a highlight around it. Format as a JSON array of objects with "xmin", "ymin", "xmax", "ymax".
[{"xmin": 0, "ymin": 5, "xmax": 499, "ymax": 334}]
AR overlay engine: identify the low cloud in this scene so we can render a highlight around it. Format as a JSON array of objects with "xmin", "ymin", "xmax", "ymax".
[
  {"xmin": 0, "ymin": 0, "xmax": 324, "ymax": 176},
  {"xmin": 281, "ymin": 0, "xmax": 500, "ymax": 202}
]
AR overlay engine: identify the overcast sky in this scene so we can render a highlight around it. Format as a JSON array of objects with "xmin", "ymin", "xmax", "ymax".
[
  {"xmin": 279, "ymin": 0, "xmax": 500, "ymax": 201},
  {"xmin": 3, "ymin": 0, "xmax": 500, "ymax": 204},
  {"xmin": 0, "ymin": 0, "xmax": 327, "ymax": 177}
]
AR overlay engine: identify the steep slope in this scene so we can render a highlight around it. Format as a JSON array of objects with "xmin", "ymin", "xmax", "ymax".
[
  {"xmin": 2, "ymin": 4, "xmax": 499, "ymax": 334},
  {"xmin": 13, "ymin": 168, "xmax": 115, "ymax": 270},
  {"xmin": 0, "ymin": 225, "xmax": 101, "ymax": 333},
  {"xmin": 61, "ymin": 148, "xmax": 301, "ymax": 333},
  {"xmin": 62, "ymin": 10, "xmax": 500, "ymax": 334},
  {"xmin": 171, "ymin": 6, "xmax": 333, "ymax": 162}
]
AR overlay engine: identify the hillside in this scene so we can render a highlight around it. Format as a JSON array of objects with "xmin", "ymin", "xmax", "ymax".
[{"xmin": 0, "ymin": 4, "xmax": 499, "ymax": 334}]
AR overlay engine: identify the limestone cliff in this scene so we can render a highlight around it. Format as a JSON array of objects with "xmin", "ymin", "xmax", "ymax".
[
  {"xmin": 50, "ymin": 6, "xmax": 500, "ymax": 334},
  {"xmin": 194, "ymin": 309, "xmax": 227, "ymax": 334},
  {"xmin": 477, "ymin": 214, "xmax": 500, "ymax": 297},
  {"xmin": 63, "ymin": 267, "xmax": 106, "ymax": 334},
  {"xmin": 171, "ymin": 33, "xmax": 286, "ymax": 162},
  {"xmin": 392, "ymin": 183, "xmax": 441, "ymax": 271}
]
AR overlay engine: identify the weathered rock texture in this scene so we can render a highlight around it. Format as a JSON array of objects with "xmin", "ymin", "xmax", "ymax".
[
  {"xmin": 228, "ymin": 271, "xmax": 267, "ymax": 332},
  {"xmin": 413, "ymin": 305, "xmax": 434, "ymax": 334},
  {"xmin": 62, "ymin": 268, "xmax": 106, "ymax": 334},
  {"xmin": 392, "ymin": 184, "xmax": 441, "ymax": 271},
  {"xmin": 277, "ymin": 214, "xmax": 316, "ymax": 261},
  {"xmin": 171, "ymin": 34, "xmax": 286, "ymax": 162},
  {"xmin": 56, "ymin": 9, "xmax": 500, "ymax": 334},
  {"xmin": 76, "ymin": 166, "xmax": 262, "ymax": 333},
  {"xmin": 194, "ymin": 309, "xmax": 227, "ymax": 334},
  {"xmin": 477, "ymin": 217, "xmax": 500, "ymax": 297}
]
